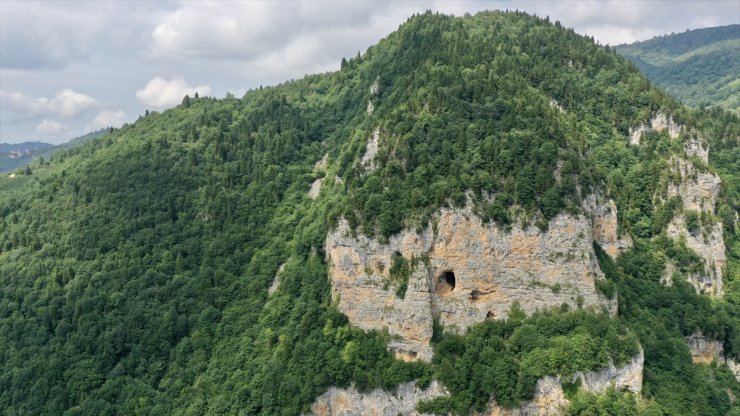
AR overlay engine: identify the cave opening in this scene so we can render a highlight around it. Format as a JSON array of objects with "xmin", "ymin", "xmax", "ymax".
[{"xmin": 436, "ymin": 270, "xmax": 456, "ymax": 295}]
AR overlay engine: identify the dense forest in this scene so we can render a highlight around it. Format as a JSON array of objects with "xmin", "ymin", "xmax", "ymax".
[
  {"xmin": 0, "ymin": 11, "xmax": 737, "ymax": 415},
  {"xmin": 616, "ymin": 24, "xmax": 740, "ymax": 113}
]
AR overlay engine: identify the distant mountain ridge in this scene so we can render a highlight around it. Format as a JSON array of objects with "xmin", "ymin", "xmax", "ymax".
[
  {"xmin": 616, "ymin": 24, "xmax": 739, "ymax": 112},
  {"xmin": 0, "ymin": 129, "xmax": 108, "ymax": 173},
  {"xmin": 0, "ymin": 141, "xmax": 54, "ymax": 154}
]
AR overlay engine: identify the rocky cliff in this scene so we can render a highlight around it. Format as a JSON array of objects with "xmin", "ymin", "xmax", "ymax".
[
  {"xmin": 309, "ymin": 381, "xmax": 447, "ymax": 416},
  {"xmin": 686, "ymin": 333, "xmax": 740, "ymax": 382},
  {"xmin": 325, "ymin": 198, "xmax": 621, "ymax": 361},
  {"xmin": 663, "ymin": 156, "xmax": 725, "ymax": 296},
  {"xmin": 630, "ymin": 114, "xmax": 726, "ymax": 297},
  {"xmin": 486, "ymin": 349, "xmax": 643, "ymax": 416},
  {"xmin": 309, "ymin": 352, "xmax": 644, "ymax": 416}
]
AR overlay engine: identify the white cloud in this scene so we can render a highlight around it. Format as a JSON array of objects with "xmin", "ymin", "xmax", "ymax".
[
  {"xmin": 135, "ymin": 77, "xmax": 211, "ymax": 109},
  {"xmin": 36, "ymin": 119, "xmax": 66, "ymax": 134},
  {"xmin": 86, "ymin": 110, "xmax": 127, "ymax": 132},
  {"xmin": 0, "ymin": 88, "xmax": 97, "ymax": 118}
]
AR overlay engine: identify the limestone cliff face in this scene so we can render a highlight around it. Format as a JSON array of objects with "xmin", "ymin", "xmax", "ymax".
[
  {"xmin": 361, "ymin": 129, "xmax": 380, "ymax": 173},
  {"xmin": 582, "ymin": 195, "xmax": 632, "ymax": 258},
  {"xmin": 310, "ymin": 353, "xmax": 643, "ymax": 416},
  {"xmin": 309, "ymin": 381, "xmax": 447, "ymax": 416},
  {"xmin": 666, "ymin": 157, "xmax": 720, "ymax": 214},
  {"xmin": 666, "ymin": 216, "xmax": 725, "ymax": 296},
  {"xmin": 629, "ymin": 113, "xmax": 682, "ymax": 145},
  {"xmin": 485, "ymin": 350, "xmax": 643, "ymax": 416},
  {"xmin": 326, "ymin": 202, "xmax": 619, "ymax": 361},
  {"xmin": 686, "ymin": 333, "xmax": 740, "ymax": 382},
  {"xmin": 663, "ymin": 156, "xmax": 725, "ymax": 297}
]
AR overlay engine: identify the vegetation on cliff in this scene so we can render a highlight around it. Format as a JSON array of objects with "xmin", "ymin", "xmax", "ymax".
[{"xmin": 0, "ymin": 11, "xmax": 737, "ymax": 415}]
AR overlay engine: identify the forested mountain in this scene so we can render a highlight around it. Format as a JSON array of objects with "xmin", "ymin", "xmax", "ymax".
[
  {"xmin": 0, "ymin": 129, "xmax": 109, "ymax": 173},
  {"xmin": 616, "ymin": 25, "xmax": 740, "ymax": 112},
  {"xmin": 0, "ymin": 11, "xmax": 738, "ymax": 415}
]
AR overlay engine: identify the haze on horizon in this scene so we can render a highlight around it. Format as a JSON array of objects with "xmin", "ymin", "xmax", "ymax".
[{"xmin": 1, "ymin": 0, "xmax": 738, "ymax": 145}]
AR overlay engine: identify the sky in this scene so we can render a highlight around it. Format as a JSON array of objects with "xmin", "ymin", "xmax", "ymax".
[{"xmin": 1, "ymin": 0, "xmax": 738, "ymax": 144}]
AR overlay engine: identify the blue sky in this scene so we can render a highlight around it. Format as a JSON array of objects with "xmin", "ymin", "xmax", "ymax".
[{"xmin": 1, "ymin": 0, "xmax": 738, "ymax": 144}]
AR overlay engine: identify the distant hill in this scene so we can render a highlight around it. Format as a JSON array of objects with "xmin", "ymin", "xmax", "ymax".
[
  {"xmin": 0, "ymin": 141, "xmax": 54, "ymax": 153},
  {"xmin": 616, "ymin": 24, "xmax": 740, "ymax": 112},
  {"xmin": 0, "ymin": 129, "xmax": 109, "ymax": 173}
]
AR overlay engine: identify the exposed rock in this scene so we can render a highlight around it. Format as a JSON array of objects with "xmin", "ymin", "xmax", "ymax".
[
  {"xmin": 309, "ymin": 381, "xmax": 447, "ymax": 416},
  {"xmin": 683, "ymin": 135, "xmax": 709, "ymax": 163},
  {"xmin": 666, "ymin": 157, "xmax": 720, "ymax": 214},
  {"xmin": 686, "ymin": 332, "xmax": 740, "ymax": 382},
  {"xmin": 268, "ymin": 263, "xmax": 286, "ymax": 296},
  {"xmin": 361, "ymin": 128, "xmax": 380, "ymax": 173},
  {"xmin": 308, "ymin": 178, "xmax": 323, "ymax": 199},
  {"xmin": 310, "ymin": 352, "xmax": 643, "ymax": 416},
  {"xmin": 582, "ymin": 195, "xmax": 632, "ymax": 258},
  {"xmin": 666, "ymin": 215, "xmax": 725, "ymax": 297},
  {"xmin": 326, "ymin": 204, "xmax": 618, "ymax": 361},
  {"xmin": 549, "ymin": 98, "xmax": 565, "ymax": 113},
  {"xmin": 370, "ymin": 76, "xmax": 380, "ymax": 96},
  {"xmin": 367, "ymin": 100, "xmax": 375, "ymax": 115},
  {"xmin": 315, "ymin": 153, "xmax": 329, "ymax": 171},
  {"xmin": 487, "ymin": 376, "xmax": 568, "ymax": 416},
  {"xmin": 629, "ymin": 113, "xmax": 682, "ymax": 145},
  {"xmin": 661, "ymin": 260, "xmax": 675, "ymax": 287},
  {"xmin": 486, "ymin": 350, "xmax": 643, "ymax": 416}
]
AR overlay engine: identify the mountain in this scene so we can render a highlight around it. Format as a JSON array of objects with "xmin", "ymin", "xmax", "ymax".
[
  {"xmin": 616, "ymin": 25, "xmax": 740, "ymax": 112},
  {"xmin": 0, "ymin": 141, "xmax": 54, "ymax": 153},
  {"xmin": 0, "ymin": 11, "xmax": 738, "ymax": 415},
  {"xmin": 0, "ymin": 129, "xmax": 110, "ymax": 173}
]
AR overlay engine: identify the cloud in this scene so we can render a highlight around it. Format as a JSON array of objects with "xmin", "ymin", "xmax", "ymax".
[
  {"xmin": 36, "ymin": 119, "xmax": 66, "ymax": 134},
  {"xmin": 136, "ymin": 77, "xmax": 211, "ymax": 109},
  {"xmin": 0, "ymin": 88, "xmax": 98, "ymax": 118},
  {"xmin": 86, "ymin": 110, "xmax": 127, "ymax": 132}
]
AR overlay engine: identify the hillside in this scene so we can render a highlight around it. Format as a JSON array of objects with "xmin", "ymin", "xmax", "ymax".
[
  {"xmin": 0, "ymin": 11, "xmax": 738, "ymax": 415},
  {"xmin": 0, "ymin": 129, "xmax": 109, "ymax": 173},
  {"xmin": 616, "ymin": 25, "xmax": 740, "ymax": 112}
]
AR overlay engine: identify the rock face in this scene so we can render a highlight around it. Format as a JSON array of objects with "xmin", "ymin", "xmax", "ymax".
[
  {"xmin": 486, "ymin": 350, "xmax": 643, "ymax": 416},
  {"xmin": 666, "ymin": 216, "xmax": 725, "ymax": 296},
  {"xmin": 361, "ymin": 129, "xmax": 380, "ymax": 173},
  {"xmin": 629, "ymin": 113, "xmax": 682, "ymax": 145},
  {"xmin": 582, "ymin": 195, "xmax": 632, "ymax": 258},
  {"xmin": 663, "ymin": 157, "xmax": 725, "ymax": 297},
  {"xmin": 325, "ymin": 203, "xmax": 618, "ymax": 361},
  {"xmin": 686, "ymin": 333, "xmax": 740, "ymax": 382},
  {"xmin": 308, "ymin": 178, "xmax": 323, "ymax": 199},
  {"xmin": 268, "ymin": 263, "xmax": 286, "ymax": 296},
  {"xmin": 309, "ymin": 381, "xmax": 447, "ymax": 416},
  {"xmin": 310, "ymin": 353, "xmax": 643, "ymax": 416},
  {"xmin": 666, "ymin": 157, "xmax": 720, "ymax": 214}
]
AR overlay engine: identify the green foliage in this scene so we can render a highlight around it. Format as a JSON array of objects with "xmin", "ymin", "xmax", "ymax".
[
  {"xmin": 388, "ymin": 252, "xmax": 412, "ymax": 298},
  {"xmin": 616, "ymin": 25, "xmax": 740, "ymax": 113},
  {"xmin": 0, "ymin": 10, "xmax": 737, "ymax": 416},
  {"xmin": 417, "ymin": 309, "xmax": 639, "ymax": 414}
]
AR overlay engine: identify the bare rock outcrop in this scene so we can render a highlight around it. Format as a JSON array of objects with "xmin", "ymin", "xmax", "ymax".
[
  {"xmin": 629, "ymin": 113, "xmax": 682, "ymax": 145},
  {"xmin": 309, "ymin": 381, "xmax": 447, "ymax": 416},
  {"xmin": 582, "ymin": 195, "xmax": 632, "ymax": 258},
  {"xmin": 666, "ymin": 157, "xmax": 720, "ymax": 214},
  {"xmin": 309, "ymin": 352, "xmax": 643, "ymax": 416},
  {"xmin": 686, "ymin": 332, "xmax": 740, "ymax": 381},
  {"xmin": 326, "ymin": 204, "xmax": 618, "ymax": 361},
  {"xmin": 486, "ymin": 350, "xmax": 643, "ymax": 416},
  {"xmin": 662, "ymin": 155, "xmax": 725, "ymax": 297},
  {"xmin": 361, "ymin": 129, "xmax": 380, "ymax": 173},
  {"xmin": 666, "ymin": 216, "xmax": 725, "ymax": 296}
]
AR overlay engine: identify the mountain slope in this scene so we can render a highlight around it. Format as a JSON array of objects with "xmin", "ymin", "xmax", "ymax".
[
  {"xmin": 0, "ymin": 129, "xmax": 109, "ymax": 173},
  {"xmin": 616, "ymin": 25, "xmax": 740, "ymax": 112},
  {"xmin": 0, "ymin": 11, "xmax": 737, "ymax": 415}
]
